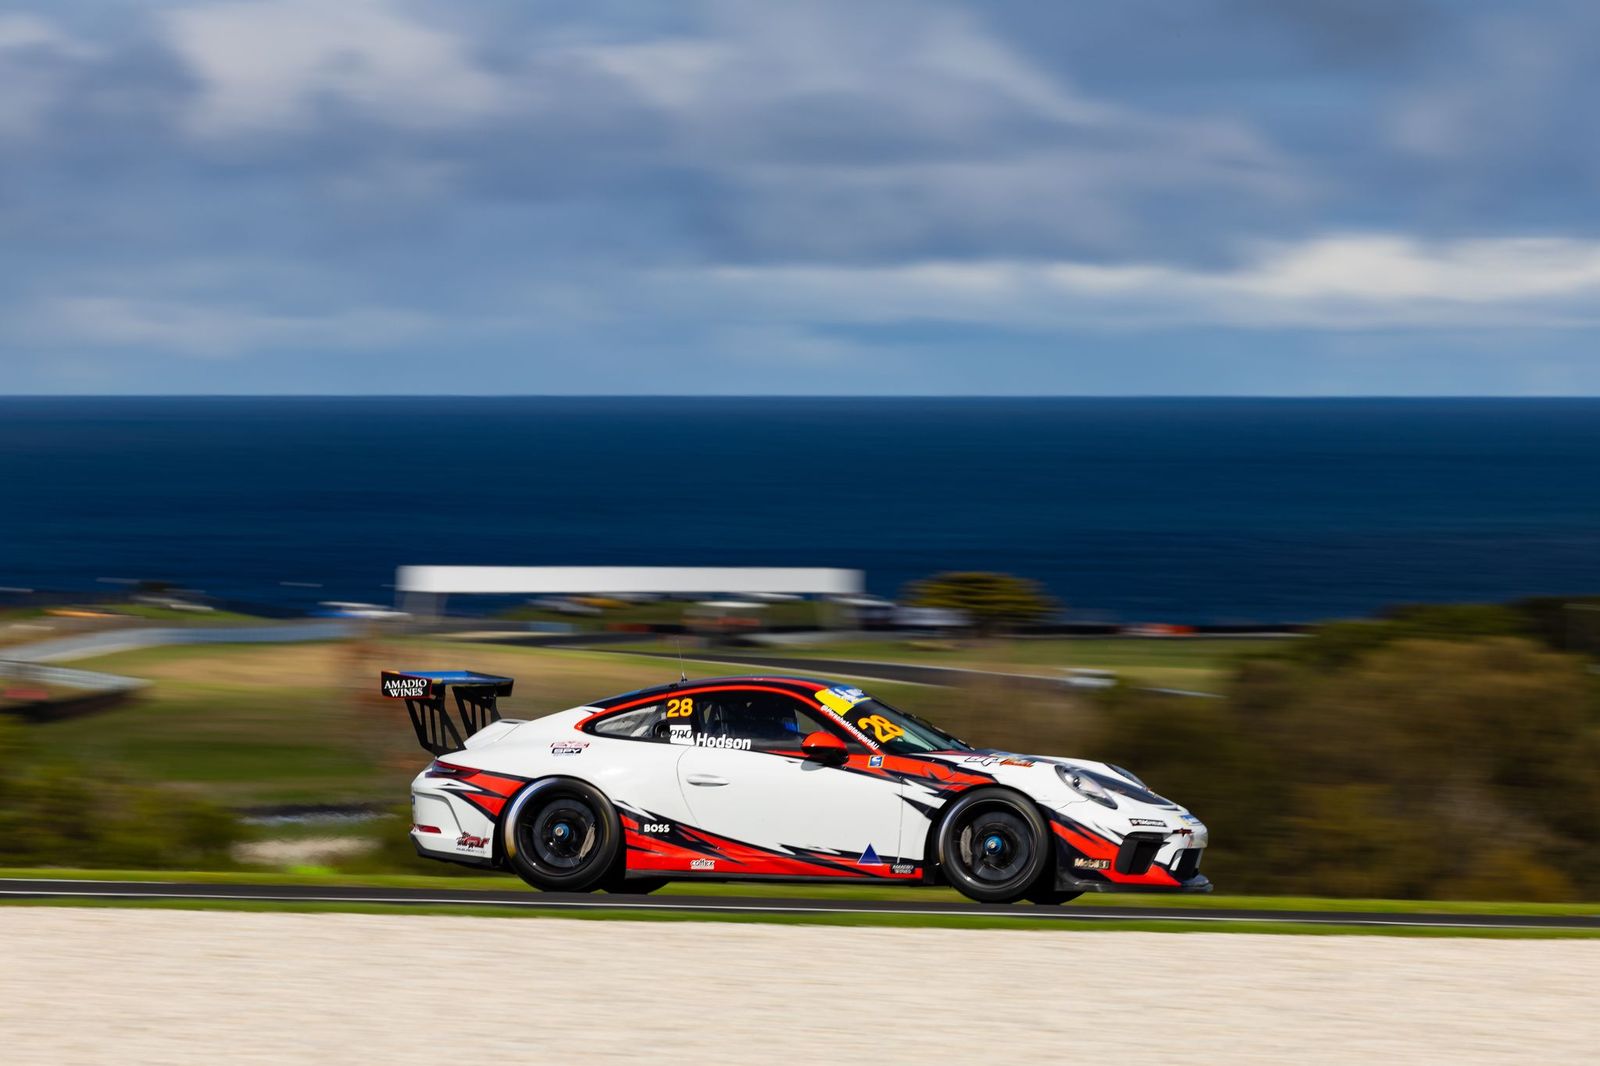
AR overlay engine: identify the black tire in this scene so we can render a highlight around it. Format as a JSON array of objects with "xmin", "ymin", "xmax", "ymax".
[
  {"xmin": 1025, "ymin": 888, "xmax": 1083, "ymax": 906},
  {"xmin": 501, "ymin": 778, "xmax": 623, "ymax": 893},
  {"xmin": 604, "ymin": 877, "xmax": 670, "ymax": 895},
  {"xmin": 935, "ymin": 787, "xmax": 1052, "ymax": 904}
]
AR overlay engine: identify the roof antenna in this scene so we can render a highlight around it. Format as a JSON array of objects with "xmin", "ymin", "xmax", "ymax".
[{"xmin": 674, "ymin": 634, "xmax": 688, "ymax": 684}]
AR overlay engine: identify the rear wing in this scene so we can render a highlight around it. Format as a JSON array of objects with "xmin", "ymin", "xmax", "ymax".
[{"xmin": 381, "ymin": 670, "xmax": 514, "ymax": 756}]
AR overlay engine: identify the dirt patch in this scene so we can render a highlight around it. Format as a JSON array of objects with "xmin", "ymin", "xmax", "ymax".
[
  {"xmin": 234, "ymin": 836, "xmax": 376, "ymax": 867},
  {"xmin": 117, "ymin": 641, "xmax": 361, "ymax": 690},
  {"xmin": 2, "ymin": 909, "xmax": 1594, "ymax": 1065},
  {"xmin": 99, "ymin": 638, "xmax": 693, "ymax": 716}
]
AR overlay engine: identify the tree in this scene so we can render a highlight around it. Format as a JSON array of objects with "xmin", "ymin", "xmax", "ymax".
[
  {"xmin": 1269, "ymin": 603, "xmax": 1530, "ymax": 671},
  {"xmin": 1509, "ymin": 594, "xmax": 1600, "ymax": 654},
  {"xmin": 901, "ymin": 571, "xmax": 1057, "ymax": 633},
  {"xmin": 1109, "ymin": 636, "xmax": 1600, "ymax": 900}
]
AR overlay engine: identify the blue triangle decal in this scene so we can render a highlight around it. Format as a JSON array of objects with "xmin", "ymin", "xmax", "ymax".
[{"xmin": 858, "ymin": 844, "xmax": 882, "ymax": 866}]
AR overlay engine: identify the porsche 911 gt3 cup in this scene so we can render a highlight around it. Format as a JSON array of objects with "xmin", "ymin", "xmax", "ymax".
[{"xmin": 384, "ymin": 669, "xmax": 1211, "ymax": 904}]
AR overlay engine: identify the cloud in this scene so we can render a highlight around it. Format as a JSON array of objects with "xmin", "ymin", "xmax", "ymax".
[
  {"xmin": 0, "ymin": 14, "xmax": 71, "ymax": 51},
  {"xmin": 2, "ymin": 0, "xmax": 1600, "ymax": 394},
  {"xmin": 1388, "ymin": 14, "xmax": 1565, "ymax": 162},
  {"xmin": 690, "ymin": 235, "xmax": 1600, "ymax": 330},
  {"xmin": 572, "ymin": 4, "xmax": 1112, "ymax": 132},
  {"xmin": 140, "ymin": 0, "xmax": 1305, "ymax": 263},
  {"xmin": 25, "ymin": 295, "xmax": 436, "ymax": 358},
  {"xmin": 0, "ymin": 14, "xmax": 94, "ymax": 137},
  {"xmin": 558, "ymin": 3, "xmax": 1300, "ymax": 261},
  {"xmin": 1379, "ymin": 1, "xmax": 1600, "ymax": 220},
  {"xmin": 1224, "ymin": 0, "xmax": 1438, "ymax": 63},
  {"xmin": 164, "ymin": 0, "xmax": 504, "ymax": 137}
]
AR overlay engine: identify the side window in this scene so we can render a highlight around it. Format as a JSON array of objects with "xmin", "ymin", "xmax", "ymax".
[
  {"xmin": 697, "ymin": 691, "xmax": 843, "ymax": 752},
  {"xmin": 661, "ymin": 694, "xmax": 699, "ymax": 747},
  {"xmin": 591, "ymin": 702, "xmax": 680, "ymax": 743}
]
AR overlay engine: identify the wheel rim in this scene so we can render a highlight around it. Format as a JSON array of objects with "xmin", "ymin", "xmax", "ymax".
[
  {"xmin": 521, "ymin": 797, "xmax": 600, "ymax": 873},
  {"xmin": 955, "ymin": 808, "xmax": 1032, "ymax": 886}
]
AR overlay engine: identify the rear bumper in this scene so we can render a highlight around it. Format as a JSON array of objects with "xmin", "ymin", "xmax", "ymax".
[
  {"xmin": 410, "ymin": 784, "xmax": 500, "ymax": 867},
  {"xmin": 412, "ymin": 836, "xmax": 497, "ymax": 869}
]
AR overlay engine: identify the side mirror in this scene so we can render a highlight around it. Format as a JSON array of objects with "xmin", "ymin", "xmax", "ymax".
[{"xmin": 800, "ymin": 730, "xmax": 849, "ymax": 762}]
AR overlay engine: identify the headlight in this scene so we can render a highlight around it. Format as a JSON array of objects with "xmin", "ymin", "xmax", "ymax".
[
  {"xmin": 1108, "ymin": 764, "xmax": 1148, "ymax": 789},
  {"xmin": 1056, "ymin": 765, "xmax": 1118, "ymax": 809}
]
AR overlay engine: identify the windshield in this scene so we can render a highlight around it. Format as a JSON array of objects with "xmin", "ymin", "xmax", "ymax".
[{"xmin": 814, "ymin": 685, "xmax": 972, "ymax": 755}]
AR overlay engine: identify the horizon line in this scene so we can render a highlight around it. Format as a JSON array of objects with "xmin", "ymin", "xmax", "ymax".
[{"xmin": 6, "ymin": 393, "xmax": 1600, "ymax": 401}]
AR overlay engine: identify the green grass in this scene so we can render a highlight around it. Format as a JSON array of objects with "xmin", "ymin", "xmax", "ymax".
[
  {"xmin": 31, "ymin": 686, "xmax": 386, "ymax": 806},
  {"xmin": 4, "ymin": 897, "xmax": 1595, "ymax": 938},
  {"xmin": 4, "ymin": 868, "xmax": 1596, "ymax": 917},
  {"xmin": 62, "ymin": 640, "xmax": 329, "ymax": 672},
  {"xmin": 31, "ymin": 643, "xmax": 398, "ymax": 806},
  {"xmin": 607, "ymin": 636, "xmax": 1285, "ymax": 691}
]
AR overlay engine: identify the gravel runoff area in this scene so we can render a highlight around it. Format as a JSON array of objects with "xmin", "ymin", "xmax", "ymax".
[{"xmin": 3, "ymin": 910, "xmax": 1596, "ymax": 1065}]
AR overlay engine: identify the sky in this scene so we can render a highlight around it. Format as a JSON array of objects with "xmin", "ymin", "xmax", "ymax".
[{"xmin": 3, "ymin": 0, "xmax": 1600, "ymax": 395}]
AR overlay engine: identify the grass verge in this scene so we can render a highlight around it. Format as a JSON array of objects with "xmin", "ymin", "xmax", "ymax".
[
  {"xmin": 2, "ymin": 896, "xmax": 1596, "ymax": 937},
  {"xmin": 3, "ymin": 869, "xmax": 1597, "ymax": 918},
  {"xmin": 599, "ymin": 636, "xmax": 1283, "ymax": 691}
]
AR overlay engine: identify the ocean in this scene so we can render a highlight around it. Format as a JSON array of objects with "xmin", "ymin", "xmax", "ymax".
[{"xmin": 5, "ymin": 396, "xmax": 1600, "ymax": 623}]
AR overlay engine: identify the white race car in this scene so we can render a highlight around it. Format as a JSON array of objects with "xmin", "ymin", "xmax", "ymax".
[{"xmin": 385, "ymin": 669, "xmax": 1211, "ymax": 904}]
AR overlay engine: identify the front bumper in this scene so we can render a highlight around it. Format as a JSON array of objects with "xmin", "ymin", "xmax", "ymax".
[
  {"xmin": 1056, "ymin": 871, "xmax": 1213, "ymax": 893},
  {"xmin": 1050, "ymin": 824, "xmax": 1213, "ymax": 893}
]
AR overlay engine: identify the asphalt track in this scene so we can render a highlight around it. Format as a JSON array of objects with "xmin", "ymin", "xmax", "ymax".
[{"xmin": 1, "ymin": 879, "xmax": 1595, "ymax": 931}]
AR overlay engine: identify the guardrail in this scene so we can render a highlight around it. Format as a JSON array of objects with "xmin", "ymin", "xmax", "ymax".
[
  {"xmin": 0, "ymin": 659, "xmax": 150, "ymax": 722},
  {"xmin": 0, "ymin": 621, "xmax": 356, "ymax": 723},
  {"xmin": 0, "ymin": 660, "xmax": 148, "ymax": 692},
  {"xmin": 6, "ymin": 621, "xmax": 356, "ymax": 664}
]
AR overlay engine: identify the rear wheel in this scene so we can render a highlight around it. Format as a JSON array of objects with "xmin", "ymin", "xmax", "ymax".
[
  {"xmin": 935, "ymin": 788, "xmax": 1051, "ymax": 904},
  {"xmin": 501, "ymin": 778, "xmax": 622, "ymax": 893}
]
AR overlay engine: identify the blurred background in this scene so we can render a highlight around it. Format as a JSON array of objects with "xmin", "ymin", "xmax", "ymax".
[{"xmin": 2, "ymin": 1, "xmax": 1599, "ymax": 904}]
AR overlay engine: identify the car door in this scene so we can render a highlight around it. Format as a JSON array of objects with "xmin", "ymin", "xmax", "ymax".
[
  {"xmin": 583, "ymin": 698, "xmax": 698, "ymax": 827},
  {"xmin": 674, "ymin": 687, "xmax": 906, "ymax": 870}
]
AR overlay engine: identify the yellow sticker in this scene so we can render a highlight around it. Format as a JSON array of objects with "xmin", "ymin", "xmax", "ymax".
[{"xmin": 815, "ymin": 689, "xmax": 856, "ymax": 715}]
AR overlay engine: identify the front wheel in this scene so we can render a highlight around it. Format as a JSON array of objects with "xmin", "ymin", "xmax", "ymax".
[
  {"xmin": 501, "ymin": 778, "xmax": 623, "ymax": 892},
  {"xmin": 935, "ymin": 788, "xmax": 1052, "ymax": 904}
]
